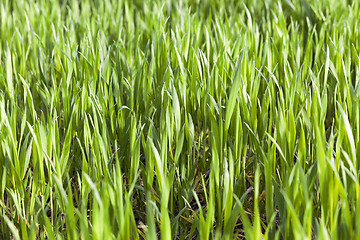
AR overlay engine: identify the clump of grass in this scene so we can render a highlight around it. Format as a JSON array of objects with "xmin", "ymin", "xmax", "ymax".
[{"xmin": 1, "ymin": 0, "xmax": 360, "ymax": 239}]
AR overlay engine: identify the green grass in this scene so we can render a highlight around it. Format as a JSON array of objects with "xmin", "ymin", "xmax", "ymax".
[{"xmin": 1, "ymin": 0, "xmax": 360, "ymax": 239}]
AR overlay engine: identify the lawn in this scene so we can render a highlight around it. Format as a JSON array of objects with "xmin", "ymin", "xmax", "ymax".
[{"xmin": 1, "ymin": 0, "xmax": 360, "ymax": 239}]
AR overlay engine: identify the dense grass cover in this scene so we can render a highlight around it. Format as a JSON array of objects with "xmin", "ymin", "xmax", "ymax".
[{"xmin": 1, "ymin": 0, "xmax": 360, "ymax": 239}]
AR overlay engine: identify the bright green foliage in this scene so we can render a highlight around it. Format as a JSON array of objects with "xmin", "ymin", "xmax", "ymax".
[{"xmin": 1, "ymin": 0, "xmax": 360, "ymax": 239}]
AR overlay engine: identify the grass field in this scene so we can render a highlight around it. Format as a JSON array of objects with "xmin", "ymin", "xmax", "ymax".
[{"xmin": 1, "ymin": 0, "xmax": 360, "ymax": 239}]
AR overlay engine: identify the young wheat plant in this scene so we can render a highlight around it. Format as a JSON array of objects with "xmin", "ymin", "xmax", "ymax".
[{"xmin": 1, "ymin": 0, "xmax": 360, "ymax": 239}]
